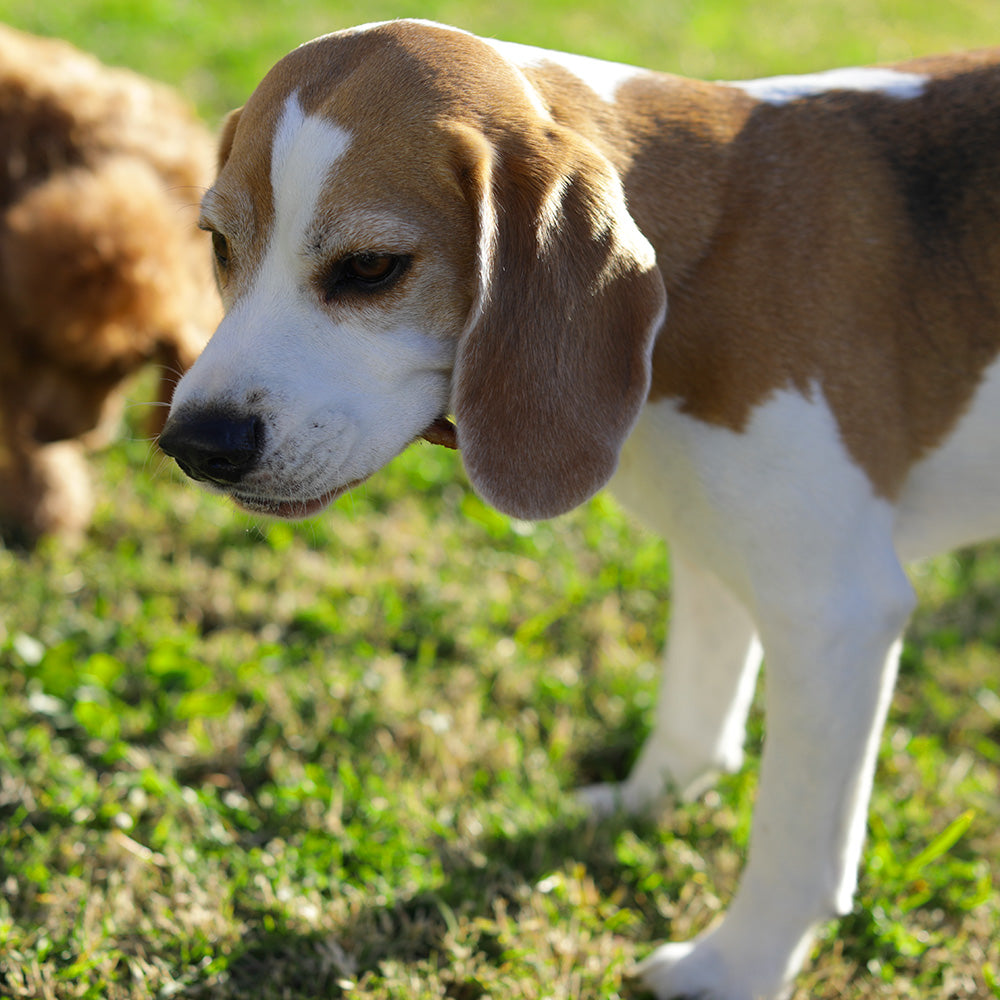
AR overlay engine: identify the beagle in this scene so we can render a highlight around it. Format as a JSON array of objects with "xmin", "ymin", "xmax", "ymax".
[{"xmin": 160, "ymin": 21, "xmax": 1000, "ymax": 1000}]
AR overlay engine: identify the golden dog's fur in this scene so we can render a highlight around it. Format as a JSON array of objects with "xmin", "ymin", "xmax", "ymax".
[{"xmin": 0, "ymin": 25, "xmax": 219, "ymax": 543}]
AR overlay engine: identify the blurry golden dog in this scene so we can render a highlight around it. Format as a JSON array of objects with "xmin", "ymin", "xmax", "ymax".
[{"xmin": 0, "ymin": 25, "xmax": 219, "ymax": 544}]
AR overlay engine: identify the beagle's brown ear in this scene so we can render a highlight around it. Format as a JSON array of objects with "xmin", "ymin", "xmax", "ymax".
[
  {"xmin": 216, "ymin": 107, "xmax": 243, "ymax": 171},
  {"xmin": 452, "ymin": 123, "xmax": 666, "ymax": 520}
]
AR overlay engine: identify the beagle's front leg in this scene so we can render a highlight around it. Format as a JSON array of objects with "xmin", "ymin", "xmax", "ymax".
[
  {"xmin": 639, "ymin": 526, "xmax": 914, "ymax": 999},
  {"xmin": 580, "ymin": 555, "xmax": 762, "ymax": 814},
  {"xmin": 608, "ymin": 389, "xmax": 917, "ymax": 998}
]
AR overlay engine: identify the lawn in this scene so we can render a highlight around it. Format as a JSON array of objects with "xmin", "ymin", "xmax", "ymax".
[{"xmin": 1, "ymin": 1, "xmax": 999, "ymax": 998}]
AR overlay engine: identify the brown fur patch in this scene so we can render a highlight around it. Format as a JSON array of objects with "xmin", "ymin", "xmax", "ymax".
[{"xmin": 636, "ymin": 53, "xmax": 1000, "ymax": 497}]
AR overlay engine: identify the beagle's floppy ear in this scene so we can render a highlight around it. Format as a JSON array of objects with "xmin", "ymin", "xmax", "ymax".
[
  {"xmin": 216, "ymin": 107, "xmax": 243, "ymax": 171},
  {"xmin": 451, "ymin": 121, "xmax": 666, "ymax": 521}
]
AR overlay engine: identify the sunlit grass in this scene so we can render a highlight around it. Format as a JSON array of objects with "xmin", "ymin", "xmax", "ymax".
[{"xmin": 1, "ymin": 2, "xmax": 999, "ymax": 997}]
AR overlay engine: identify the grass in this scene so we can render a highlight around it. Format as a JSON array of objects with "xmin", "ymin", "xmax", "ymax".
[{"xmin": 1, "ymin": 1, "xmax": 999, "ymax": 997}]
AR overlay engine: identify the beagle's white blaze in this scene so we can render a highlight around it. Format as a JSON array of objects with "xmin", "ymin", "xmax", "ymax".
[
  {"xmin": 270, "ymin": 92, "xmax": 352, "ymax": 259},
  {"xmin": 731, "ymin": 67, "xmax": 928, "ymax": 105}
]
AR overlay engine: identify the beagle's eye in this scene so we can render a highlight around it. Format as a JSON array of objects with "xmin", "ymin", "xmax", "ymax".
[
  {"xmin": 199, "ymin": 222, "xmax": 230, "ymax": 270},
  {"xmin": 211, "ymin": 231, "xmax": 230, "ymax": 268},
  {"xmin": 321, "ymin": 252, "xmax": 410, "ymax": 301},
  {"xmin": 345, "ymin": 253, "xmax": 397, "ymax": 282}
]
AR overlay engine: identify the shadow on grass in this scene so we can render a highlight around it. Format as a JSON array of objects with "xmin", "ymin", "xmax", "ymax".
[{"xmin": 187, "ymin": 808, "xmax": 667, "ymax": 999}]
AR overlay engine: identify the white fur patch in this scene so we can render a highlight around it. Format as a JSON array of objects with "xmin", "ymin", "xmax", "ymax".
[
  {"xmin": 613, "ymin": 384, "xmax": 902, "ymax": 595},
  {"xmin": 485, "ymin": 37, "xmax": 647, "ymax": 103},
  {"xmin": 731, "ymin": 66, "xmax": 928, "ymax": 105}
]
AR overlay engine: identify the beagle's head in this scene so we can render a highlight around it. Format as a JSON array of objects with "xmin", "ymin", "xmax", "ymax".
[{"xmin": 161, "ymin": 19, "xmax": 665, "ymax": 520}]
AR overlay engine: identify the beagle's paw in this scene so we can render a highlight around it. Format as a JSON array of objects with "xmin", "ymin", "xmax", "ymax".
[
  {"xmin": 575, "ymin": 777, "xmax": 665, "ymax": 818},
  {"xmin": 635, "ymin": 932, "xmax": 792, "ymax": 1000}
]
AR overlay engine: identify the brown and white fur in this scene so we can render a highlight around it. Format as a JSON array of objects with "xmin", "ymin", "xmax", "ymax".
[
  {"xmin": 0, "ymin": 25, "xmax": 219, "ymax": 544},
  {"xmin": 160, "ymin": 20, "xmax": 1000, "ymax": 999}
]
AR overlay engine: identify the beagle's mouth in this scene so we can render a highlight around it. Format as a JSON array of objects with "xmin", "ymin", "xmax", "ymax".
[
  {"xmin": 228, "ymin": 417, "xmax": 457, "ymax": 520},
  {"xmin": 230, "ymin": 480, "xmax": 363, "ymax": 520}
]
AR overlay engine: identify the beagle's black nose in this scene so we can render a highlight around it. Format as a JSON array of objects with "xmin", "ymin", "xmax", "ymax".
[{"xmin": 159, "ymin": 411, "xmax": 263, "ymax": 486}]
